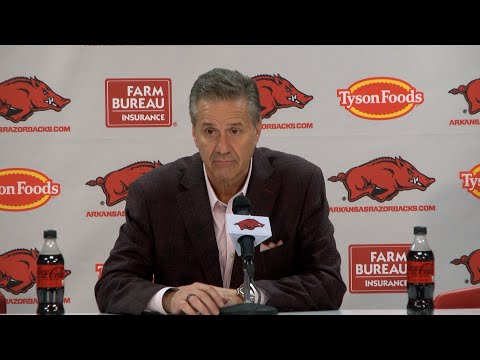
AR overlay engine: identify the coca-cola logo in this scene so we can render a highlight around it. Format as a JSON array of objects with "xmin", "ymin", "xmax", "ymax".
[
  {"xmin": 407, "ymin": 260, "xmax": 434, "ymax": 284},
  {"xmin": 408, "ymin": 262, "xmax": 434, "ymax": 275},
  {"xmin": 38, "ymin": 266, "xmax": 64, "ymax": 279},
  {"xmin": 36, "ymin": 264, "xmax": 65, "ymax": 289}
]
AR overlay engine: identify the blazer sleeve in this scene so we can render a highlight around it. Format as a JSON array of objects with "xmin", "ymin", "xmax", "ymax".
[
  {"xmin": 94, "ymin": 180, "xmax": 165, "ymax": 314},
  {"xmin": 255, "ymin": 166, "xmax": 347, "ymax": 311}
]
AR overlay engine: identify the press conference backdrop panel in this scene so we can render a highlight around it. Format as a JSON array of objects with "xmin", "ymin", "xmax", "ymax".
[{"xmin": 1, "ymin": 45, "xmax": 479, "ymax": 313}]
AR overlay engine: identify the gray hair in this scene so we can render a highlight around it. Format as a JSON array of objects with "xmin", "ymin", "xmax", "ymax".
[{"xmin": 189, "ymin": 68, "xmax": 261, "ymax": 127}]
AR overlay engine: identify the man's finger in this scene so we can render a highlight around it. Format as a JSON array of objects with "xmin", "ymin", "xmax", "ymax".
[
  {"xmin": 186, "ymin": 294, "xmax": 213, "ymax": 315},
  {"xmin": 180, "ymin": 301, "xmax": 198, "ymax": 315},
  {"xmin": 200, "ymin": 285, "xmax": 227, "ymax": 309}
]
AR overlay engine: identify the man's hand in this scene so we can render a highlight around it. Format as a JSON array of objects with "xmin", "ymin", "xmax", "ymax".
[
  {"xmin": 163, "ymin": 282, "xmax": 230, "ymax": 315},
  {"xmin": 212, "ymin": 286, "xmax": 243, "ymax": 307}
]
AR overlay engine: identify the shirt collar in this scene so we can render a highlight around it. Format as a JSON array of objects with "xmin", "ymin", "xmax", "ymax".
[{"xmin": 204, "ymin": 157, "xmax": 253, "ymax": 212}]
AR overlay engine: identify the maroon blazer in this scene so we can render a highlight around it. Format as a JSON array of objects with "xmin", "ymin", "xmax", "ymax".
[{"xmin": 95, "ymin": 147, "xmax": 346, "ymax": 314}]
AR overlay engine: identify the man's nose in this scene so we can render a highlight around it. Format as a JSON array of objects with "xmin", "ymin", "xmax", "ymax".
[{"xmin": 215, "ymin": 133, "xmax": 230, "ymax": 153}]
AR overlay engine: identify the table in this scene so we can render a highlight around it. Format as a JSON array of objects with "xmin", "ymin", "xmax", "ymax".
[{"xmin": 280, "ymin": 308, "xmax": 480, "ymax": 315}]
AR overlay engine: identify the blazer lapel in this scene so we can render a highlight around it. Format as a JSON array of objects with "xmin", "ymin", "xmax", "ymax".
[
  {"xmin": 230, "ymin": 148, "xmax": 281, "ymax": 288},
  {"xmin": 176, "ymin": 154, "xmax": 223, "ymax": 287}
]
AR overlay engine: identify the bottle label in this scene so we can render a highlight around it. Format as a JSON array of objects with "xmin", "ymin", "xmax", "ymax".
[
  {"xmin": 407, "ymin": 261, "xmax": 434, "ymax": 283},
  {"xmin": 37, "ymin": 264, "xmax": 65, "ymax": 288}
]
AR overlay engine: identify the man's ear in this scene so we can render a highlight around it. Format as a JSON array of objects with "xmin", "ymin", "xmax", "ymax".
[
  {"xmin": 255, "ymin": 119, "xmax": 262, "ymax": 142},
  {"xmin": 192, "ymin": 126, "xmax": 199, "ymax": 148}
]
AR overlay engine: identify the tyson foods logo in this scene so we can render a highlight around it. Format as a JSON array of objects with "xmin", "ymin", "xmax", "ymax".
[
  {"xmin": 451, "ymin": 249, "xmax": 480, "ymax": 285},
  {"xmin": 459, "ymin": 164, "xmax": 480, "ymax": 199},
  {"xmin": 0, "ymin": 248, "xmax": 71, "ymax": 295},
  {"xmin": 337, "ymin": 77, "xmax": 424, "ymax": 120},
  {"xmin": 0, "ymin": 76, "xmax": 70, "ymax": 123},
  {"xmin": 86, "ymin": 161, "xmax": 161, "ymax": 206},
  {"xmin": 328, "ymin": 156, "xmax": 435, "ymax": 202},
  {"xmin": 0, "ymin": 168, "xmax": 61, "ymax": 211},
  {"xmin": 252, "ymin": 74, "xmax": 313, "ymax": 120}
]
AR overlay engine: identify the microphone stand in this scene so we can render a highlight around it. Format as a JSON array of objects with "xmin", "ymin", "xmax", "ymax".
[
  {"xmin": 243, "ymin": 262, "xmax": 254, "ymax": 303},
  {"xmin": 220, "ymin": 238, "xmax": 278, "ymax": 315}
]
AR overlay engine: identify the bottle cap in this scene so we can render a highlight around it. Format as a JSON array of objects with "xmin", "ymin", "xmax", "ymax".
[
  {"xmin": 413, "ymin": 226, "xmax": 427, "ymax": 235},
  {"xmin": 44, "ymin": 229, "xmax": 57, "ymax": 238}
]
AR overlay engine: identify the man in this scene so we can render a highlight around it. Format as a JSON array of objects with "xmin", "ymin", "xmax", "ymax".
[{"xmin": 95, "ymin": 68, "xmax": 346, "ymax": 315}]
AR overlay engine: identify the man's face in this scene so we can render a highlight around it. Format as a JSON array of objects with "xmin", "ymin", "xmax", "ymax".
[{"xmin": 192, "ymin": 98, "xmax": 261, "ymax": 190}]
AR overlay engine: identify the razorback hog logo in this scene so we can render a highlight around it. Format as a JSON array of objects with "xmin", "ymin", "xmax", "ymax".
[
  {"xmin": 234, "ymin": 219, "xmax": 265, "ymax": 231},
  {"xmin": 328, "ymin": 156, "xmax": 435, "ymax": 202},
  {"xmin": 0, "ymin": 76, "xmax": 70, "ymax": 123},
  {"xmin": 252, "ymin": 74, "xmax": 313, "ymax": 120},
  {"xmin": 86, "ymin": 161, "xmax": 162, "ymax": 206},
  {"xmin": 449, "ymin": 78, "xmax": 480, "ymax": 115},
  {"xmin": 0, "ymin": 248, "xmax": 71, "ymax": 295},
  {"xmin": 451, "ymin": 249, "xmax": 480, "ymax": 285}
]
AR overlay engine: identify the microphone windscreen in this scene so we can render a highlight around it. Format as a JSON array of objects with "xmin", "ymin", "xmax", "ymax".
[{"xmin": 233, "ymin": 195, "xmax": 251, "ymax": 215}]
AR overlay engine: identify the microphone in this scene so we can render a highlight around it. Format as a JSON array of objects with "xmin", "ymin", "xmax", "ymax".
[
  {"xmin": 226, "ymin": 195, "xmax": 272, "ymax": 277},
  {"xmin": 232, "ymin": 195, "xmax": 259, "ymax": 265},
  {"xmin": 232, "ymin": 194, "xmax": 251, "ymax": 215},
  {"xmin": 220, "ymin": 194, "xmax": 278, "ymax": 315}
]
